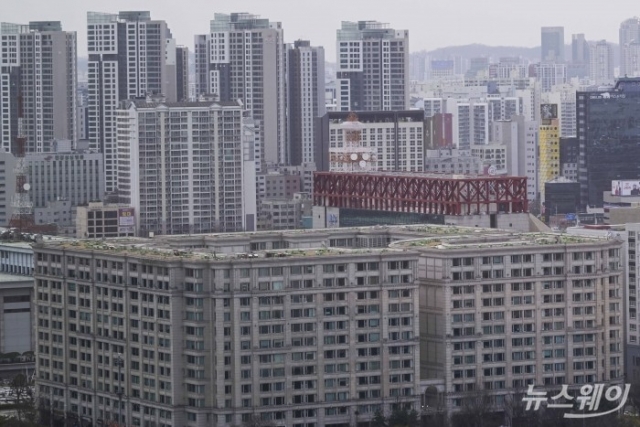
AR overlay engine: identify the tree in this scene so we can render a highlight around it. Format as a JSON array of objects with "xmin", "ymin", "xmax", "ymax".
[{"xmin": 9, "ymin": 374, "xmax": 37, "ymax": 425}]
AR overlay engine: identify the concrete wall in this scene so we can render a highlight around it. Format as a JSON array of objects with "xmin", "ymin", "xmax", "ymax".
[{"xmin": 443, "ymin": 212, "xmax": 530, "ymax": 232}]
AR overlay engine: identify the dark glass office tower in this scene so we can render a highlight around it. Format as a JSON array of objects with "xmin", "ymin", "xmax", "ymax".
[{"xmin": 577, "ymin": 78, "xmax": 640, "ymax": 208}]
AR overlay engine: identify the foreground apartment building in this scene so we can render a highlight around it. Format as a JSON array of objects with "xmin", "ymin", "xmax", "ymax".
[{"xmin": 32, "ymin": 226, "xmax": 624, "ymax": 427}]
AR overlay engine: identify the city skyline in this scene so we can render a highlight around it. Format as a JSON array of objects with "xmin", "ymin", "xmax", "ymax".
[{"xmin": 2, "ymin": 0, "xmax": 637, "ymax": 60}]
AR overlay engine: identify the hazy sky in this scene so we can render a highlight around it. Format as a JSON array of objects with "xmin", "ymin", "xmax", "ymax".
[{"xmin": 2, "ymin": 0, "xmax": 636, "ymax": 59}]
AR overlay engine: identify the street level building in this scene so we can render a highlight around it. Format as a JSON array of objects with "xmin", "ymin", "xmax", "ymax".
[
  {"xmin": 75, "ymin": 202, "xmax": 136, "ymax": 239},
  {"xmin": 0, "ymin": 273, "xmax": 33, "ymax": 354}
]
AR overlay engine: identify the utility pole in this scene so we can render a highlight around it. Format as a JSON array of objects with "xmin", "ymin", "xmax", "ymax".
[
  {"xmin": 50, "ymin": 387, "xmax": 53, "ymax": 427},
  {"xmin": 115, "ymin": 354, "xmax": 124, "ymax": 426}
]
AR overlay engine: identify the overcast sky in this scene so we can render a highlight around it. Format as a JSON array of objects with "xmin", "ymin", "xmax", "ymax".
[{"xmin": 2, "ymin": 0, "xmax": 636, "ymax": 59}]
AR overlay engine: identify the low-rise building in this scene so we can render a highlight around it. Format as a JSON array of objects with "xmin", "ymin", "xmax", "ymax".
[
  {"xmin": 423, "ymin": 149, "xmax": 483, "ymax": 175},
  {"xmin": 75, "ymin": 202, "xmax": 136, "ymax": 239},
  {"xmin": 470, "ymin": 144, "xmax": 507, "ymax": 173},
  {"xmin": 259, "ymin": 193, "xmax": 312, "ymax": 231},
  {"xmin": 25, "ymin": 147, "xmax": 104, "ymax": 209},
  {"xmin": 0, "ymin": 273, "xmax": 33, "ymax": 355},
  {"xmin": 0, "ymin": 239, "xmax": 34, "ymax": 276}
]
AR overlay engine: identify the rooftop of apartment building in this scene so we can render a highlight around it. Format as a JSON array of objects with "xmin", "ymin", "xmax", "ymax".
[
  {"xmin": 36, "ymin": 224, "xmax": 611, "ymax": 262},
  {"xmin": 316, "ymin": 170, "xmax": 516, "ymax": 180},
  {"xmin": 123, "ymin": 98, "xmax": 241, "ymax": 109}
]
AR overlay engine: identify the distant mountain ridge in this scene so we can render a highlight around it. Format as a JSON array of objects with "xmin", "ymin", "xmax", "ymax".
[
  {"xmin": 420, "ymin": 43, "xmax": 541, "ymax": 61},
  {"xmin": 414, "ymin": 42, "xmax": 620, "ymax": 64}
]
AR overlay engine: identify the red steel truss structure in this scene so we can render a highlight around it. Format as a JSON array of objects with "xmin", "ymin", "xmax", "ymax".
[{"xmin": 313, "ymin": 172, "xmax": 528, "ymax": 215}]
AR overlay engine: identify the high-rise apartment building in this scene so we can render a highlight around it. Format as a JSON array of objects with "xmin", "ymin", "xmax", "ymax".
[
  {"xmin": 428, "ymin": 60, "xmax": 455, "ymax": 80},
  {"xmin": 489, "ymin": 60, "xmax": 527, "ymax": 80},
  {"xmin": 577, "ymin": 78, "xmax": 640, "ymax": 208},
  {"xmin": 194, "ymin": 13, "xmax": 287, "ymax": 165},
  {"xmin": 0, "ymin": 21, "xmax": 77, "ymax": 153},
  {"xmin": 589, "ymin": 40, "xmax": 615, "ymax": 85},
  {"xmin": 0, "ymin": 154, "xmax": 17, "ymax": 226},
  {"xmin": 425, "ymin": 114, "xmax": 454, "ymax": 149},
  {"xmin": 87, "ymin": 11, "xmax": 184, "ymax": 193},
  {"xmin": 571, "ymin": 34, "xmax": 588, "ymax": 64},
  {"xmin": 424, "ymin": 97, "xmax": 520, "ymax": 150},
  {"xmin": 570, "ymin": 34, "xmax": 589, "ymax": 78},
  {"xmin": 315, "ymin": 110, "xmax": 425, "ymax": 172},
  {"xmin": 542, "ymin": 85, "xmax": 577, "ymax": 137},
  {"xmin": 465, "ymin": 57, "xmax": 489, "ymax": 79},
  {"xmin": 116, "ymin": 98, "xmax": 257, "ymax": 235},
  {"xmin": 422, "ymin": 98, "xmax": 445, "ymax": 117},
  {"xmin": 533, "ymin": 62, "xmax": 567, "ymax": 92},
  {"xmin": 77, "ymin": 83, "xmax": 90, "ymax": 141},
  {"xmin": 620, "ymin": 17, "xmax": 640, "ymax": 77},
  {"xmin": 490, "ymin": 116, "xmax": 539, "ymax": 203},
  {"xmin": 453, "ymin": 100, "xmax": 489, "ymax": 149},
  {"xmin": 336, "ymin": 21, "xmax": 409, "ymax": 112},
  {"xmin": 287, "ymin": 40, "xmax": 326, "ymax": 166},
  {"xmin": 541, "ymin": 26, "xmax": 565, "ymax": 63},
  {"xmin": 176, "ymin": 46, "xmax": 190, "ymax": 102},
  {"xmin": 623, "ymin": 224, "xmax": 640, "ymax": 381},
  {"xmin": 622, "ymin": 43, "xmax": 640, "ymax": 78},
  {"xmin": 486, "ymin": 96, "xmax": 520, "ymax": 141},
  {"xmin": 538, "ymin": 118, "xmax": 561, "ymax": 202}
]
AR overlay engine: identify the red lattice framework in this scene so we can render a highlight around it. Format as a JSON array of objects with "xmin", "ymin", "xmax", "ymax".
[{"xmin": 313, "ymin": 172, "xmax": 528, "ymax": 215}]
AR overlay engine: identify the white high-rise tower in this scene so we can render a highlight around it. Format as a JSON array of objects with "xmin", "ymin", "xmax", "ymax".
[
  {"xmin": 335, "ymin": 21, "xmax": 409, "ymax": 112},
  {"xmin": 195, "ymin": 13, "xmax": 287, "ymax": 165},
  {"xmin": 0, "ymin": 21, "xmax": 77, "ymax": 153},
  {"xmin": 87, "ymin": 11, "xmax": 182, "ymax": 194}
]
